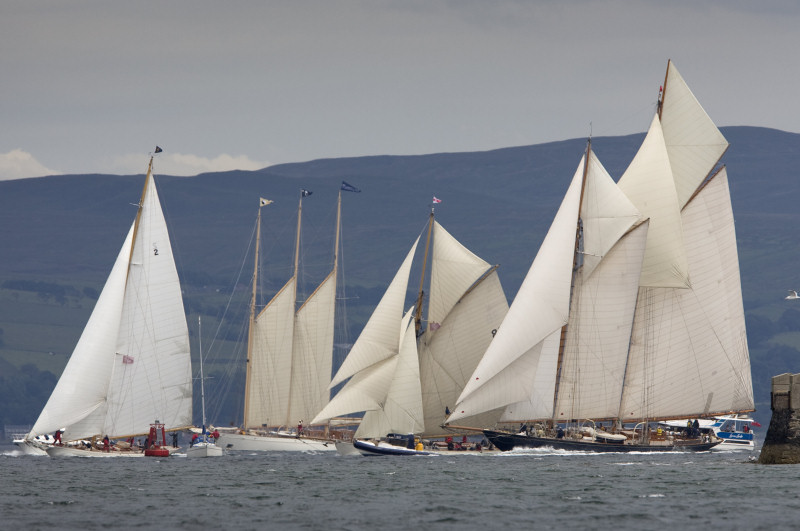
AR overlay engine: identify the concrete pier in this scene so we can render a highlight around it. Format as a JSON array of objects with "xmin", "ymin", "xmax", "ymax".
[{"xmin": 758, "ymin": 372, "xmax": 800, "ymax": 464}]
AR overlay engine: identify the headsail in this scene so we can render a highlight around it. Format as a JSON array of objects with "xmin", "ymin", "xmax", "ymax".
[{"xmin": 659, "ymin": 60, "xmax": 729, "ymax": 209}]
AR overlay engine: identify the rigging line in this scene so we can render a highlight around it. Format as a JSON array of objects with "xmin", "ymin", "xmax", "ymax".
[{"xmin": 206, "ymin": 215, "xmax": 258, "ymax": 356}]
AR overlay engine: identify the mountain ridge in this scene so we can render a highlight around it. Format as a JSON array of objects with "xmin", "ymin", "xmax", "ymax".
[{"xmin": 1, "ymin": 126, "xmax": 798, "ymax": 430}]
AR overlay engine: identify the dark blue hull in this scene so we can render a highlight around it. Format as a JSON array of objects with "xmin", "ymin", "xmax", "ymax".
[
  {"xmin": 353, "ymin": 439, "xmax": 437, "ymax": 456},
  {"xmin": 484, "ymin": 430, "xmax": 721, "ymax": 453}
]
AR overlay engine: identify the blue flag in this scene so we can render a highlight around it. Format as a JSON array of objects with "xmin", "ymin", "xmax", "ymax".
[
  {"xmin": 154, "ymin": 146, "xmax": 162, "ymax": 153},
  {"xmin": 341, "ymin": 181, "xmax": 361, "ymax": 193},
  {"xmin": 301, "ymin": 189, "xmax": 312, "ymax": 197}
]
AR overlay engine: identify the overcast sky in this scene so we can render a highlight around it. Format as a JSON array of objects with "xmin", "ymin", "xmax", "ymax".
[{"xmin": 1, "ymin": 0, "xmax": 797, "ymax": 180}]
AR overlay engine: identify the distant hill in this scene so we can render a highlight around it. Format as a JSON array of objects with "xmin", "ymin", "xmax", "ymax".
[{"xmin": 1, "ymin": 126, "xmax": 799, "ymax": 432}]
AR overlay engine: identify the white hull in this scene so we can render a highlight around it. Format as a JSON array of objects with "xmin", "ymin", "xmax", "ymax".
[
  {"xmin": 12, "ymin": 439, "xmax": 48, "ymax": 456},
  {"xmin": 186, "ymin": 442, "xmax": 223, "ymax": 458},
  {"xmin": 335, "ymin": 441, "xmax": 363, "ymax": 456},
  {"xmin": 46, "ymin": 446, "xmax": 145, "ymax": 458},
  {"xmin": 717, "ymin": 438, "xmax": 755, "ymax": 450},
  {"xmin": 217, "ymin": 432, "xmax": 336, "ymax": 452}
]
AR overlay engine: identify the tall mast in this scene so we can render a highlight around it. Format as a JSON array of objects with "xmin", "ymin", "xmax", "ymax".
[
  {"xmin": 283, "ymin": 192, "xmax": 304, "ymax": 426},
  {"xmin": 551, "ymin": 139, "xmax": 591, "ymax": 421},
  {"xmin": 198, "ymin": 316, "xmax": 207, "ymax": 430},
  {"xmin": 414, "ymin": 208, "xmax": 435, "ymax": 335},
  {"xmin": 242, "ymin": 206, "xmax": 262, "ymax": 428},
  {"xmin": 126, "ymin": 156, "xmax": 154, "ymax": 280},
  {"xmin": 333, "ymin": 190, "xmax": 342, "ymax": 277}
]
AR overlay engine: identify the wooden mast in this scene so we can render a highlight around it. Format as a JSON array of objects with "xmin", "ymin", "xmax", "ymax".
[
  {"xmin": 551, "ymin": 139, "xmax": 591, "ymax": 424},
  {"xmin": 125, "ymin": 155, "xmax": 154, "ymax": 281},
  {"xmin": 283, "ymin": 192, "xmax": 304, "ymax": 426},
  {"xmin": 242, "ymin": 205, "xmax": 262, "ymax": 429}
]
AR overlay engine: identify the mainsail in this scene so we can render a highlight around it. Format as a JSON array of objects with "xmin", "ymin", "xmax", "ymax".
[
  {"xmin": 243, "ymin": 190, "xmax": 339, "ymax": 430},
  {"xmin": 28, "ymin": 156, "xmax": 192, "ymax": 442},
  {"xmin": 312, "ymin": 215, "xmax": 508, "ymax": 438}
]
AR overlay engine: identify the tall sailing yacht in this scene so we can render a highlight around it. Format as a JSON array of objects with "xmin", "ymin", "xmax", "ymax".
[
  {"xmin": 22, "ymin": 149, "xmax": 193, "ymax": 458},
  {"xmin": 448, "ymin": 61, "xmax": 753, "ymax": 452},
  {"xmin": 311, "ymin": 203, "xmax": 509, "ymax": 455},
  {"xmin": 218, "ymin": 185, "xmax": 353, "ymax": 452}
]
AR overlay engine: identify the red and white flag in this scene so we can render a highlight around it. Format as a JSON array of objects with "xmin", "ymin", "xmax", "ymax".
[
  {"xmin": 122, "ymin": 355, "xmax": 134, "ymax": 365},
  {"xmin": 432, "ymin": 196, "xmax": 442, "ymax": 204}
]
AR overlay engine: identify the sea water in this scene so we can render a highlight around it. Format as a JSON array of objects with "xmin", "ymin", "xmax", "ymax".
[{"xmin": 1, "ymin": 444, "xmax": 796, "ymax": 530}]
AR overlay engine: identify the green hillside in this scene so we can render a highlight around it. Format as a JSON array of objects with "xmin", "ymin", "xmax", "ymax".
[{"xmin": 1, "ymin": 126, "xmax": 798, "ymax": 432}]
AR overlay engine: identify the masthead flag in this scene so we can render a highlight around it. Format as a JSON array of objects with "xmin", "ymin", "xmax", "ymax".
[
  {"xmin": 432, "ymin": 196, "xmax": 442, "ymax": 204},
  {"xmin": 154, "ymin": 146, "xmax": 163, "ymax": 153},
  {"xmin": 260, "ymin": 197, "xmax": 273, "ymax": 206},
  {"xmin": 301, "ymin": 189, "xmax": 312, "ymax": 197},
  {"xmin": 341, "ymin": 181, "xmax": 361, "ymax": 193}
]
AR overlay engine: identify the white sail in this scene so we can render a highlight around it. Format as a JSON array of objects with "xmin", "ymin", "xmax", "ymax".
[
  {"xmin": 329, "ymin": 237, "xmax": 420, "ymax": 388},
  {"xmin": 243, "ymin": 193, "xmax": 342, "ymax": 431},
  {"xmin": 617, "ymin": 114, "xmax": 689, "ymax": 288},
  {"xmin": 105, "ymin": 172, "xmax": 192, "ymax": 437},
  {"xmin": 581, "ymin": 151, "xmax": 643, "ymax": 277},
  {"xmin": 29, "ymin": 159, "xmax": 192, "ymax": 441},
  {"xmin": 455, "ymin": 63, "xmax": 750, "ymax": 433},
  {"xmin": 426, "ymin": 221, "xmax": 494, "ymax": 328},
  {"xmin": 450, "ymin": 156, "xmax": 585, "ymax": 422},
  {"xmin": 660, "ymin": 60, "xmax": 729, "ymax": 209},
  {"xmin": 553, "ymin": 220, "xmax": 648, "ymax": 421},
  {"xmin": 452, "ymin": 149, "xmax": 644, "ymax": 423},
  {"xmin": 246, "ymin": 278, "xmax": 296, "ymax": 428},
  {"xmin": 419, "ymin": 266, "xmax": 509, "ymax": 435},
  {"xmin": 312, "ymin": 357, "xmax": 399, "ymax": 426},
  {"xmin": 29, "ymin": 226, "xmax": 133, "ymax": 441},
  {"xmin": 356, "ymin": 308, "xmax": 425, "ymax": 438},
  {"xmin": 312, "ymin": 238, "xmax": 421, "ymax": 425},
  {"xmin": 317, "ymin": 219, "xmax": 508, "ymax": 437},
  {"xmin": 619, "ymin": 169, "xmax": 753, "ymax": 420},
  {"xmin": 289, "ymin": 270, "xmax": 336, "ymax": 425}
]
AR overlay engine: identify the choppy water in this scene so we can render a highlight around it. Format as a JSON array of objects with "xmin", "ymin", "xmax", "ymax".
[{"xmin": 1, "ymin": 443, "xmax": 796, "ymax": 530}]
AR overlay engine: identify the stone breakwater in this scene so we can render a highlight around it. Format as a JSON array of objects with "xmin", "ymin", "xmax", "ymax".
[{"xmin": 759, "ymin": 372, "xmax": 800, "ymax": 464}]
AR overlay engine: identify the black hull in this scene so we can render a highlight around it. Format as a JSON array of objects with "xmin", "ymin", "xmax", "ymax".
[{"xmin": 484, "ymin": 430, "xmax": 721, "ymax": 453}]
